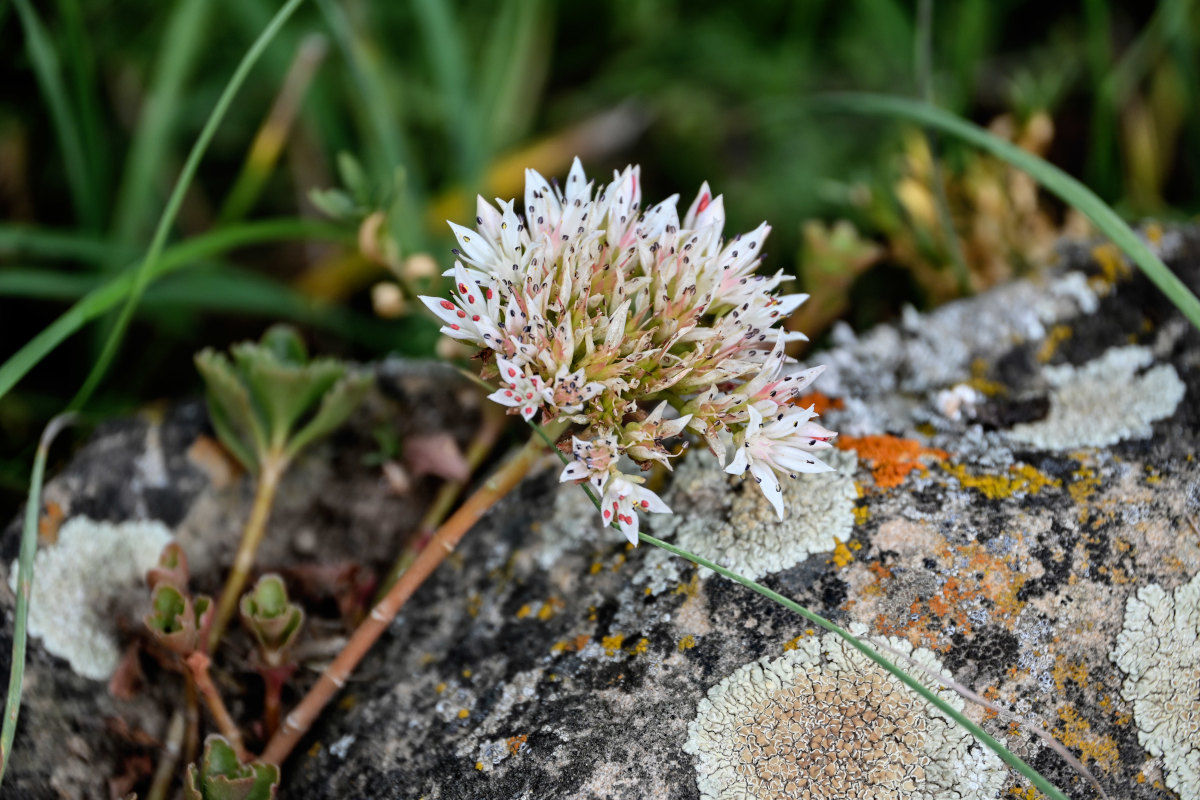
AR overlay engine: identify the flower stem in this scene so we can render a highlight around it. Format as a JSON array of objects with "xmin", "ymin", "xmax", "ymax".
[
  {"xmin": 186, "ymin": 652, "xmax": 247, "ymax": 761},
  {"xmin": 261, "ymin": 421, "xmax": 567, "ymax": 765},
  {"xmin": 377, "ymin": 402, "xmax": 507, "ymax": 600},
  {"xmin": 208, "ymin": 454, "xmax": 286, "ymax": 652}
]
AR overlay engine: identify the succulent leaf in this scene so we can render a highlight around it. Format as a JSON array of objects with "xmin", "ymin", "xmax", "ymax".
[
  {"xmin": 239, "ymin": 573, "xmax": 304, "ymax": 660},
  {"xmin": 147, "ymin": 542, "xmax": 189, "ymax": 591},
  {"xmin": 145, "ymin": 585, "xmax": 213, "ymax": 656},
  {"xmin": 184, "ymin": 736, "xmax": 280, "ymax": 800}
]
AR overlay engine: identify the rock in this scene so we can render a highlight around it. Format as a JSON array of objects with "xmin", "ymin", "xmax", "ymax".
[{"xmin": 3, "ymin": 229, "xmax": 1199, "ymax": 799}]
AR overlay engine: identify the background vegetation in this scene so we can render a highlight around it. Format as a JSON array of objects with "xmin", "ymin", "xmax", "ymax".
[{"xmin": 2, "ymin": 0, "xmax": 1198, "ymax": 516}]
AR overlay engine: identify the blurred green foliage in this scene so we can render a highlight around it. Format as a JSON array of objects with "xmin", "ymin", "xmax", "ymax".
[{"xmin": 1, "ymin": 0, "xmax": 1198, "ymax": 513}]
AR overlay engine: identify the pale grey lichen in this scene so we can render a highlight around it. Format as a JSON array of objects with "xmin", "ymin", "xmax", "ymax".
[
  {"xmin": 1110, "ymin": 571, "xmax": 1200, "ymax": 798},
  {"xmin": 1007, "ymin": 345, "xmax": 1185, "ymax": 450},
  {"xmin": 649, "ymin": 449, "xmax": 857, "ymax": 581},
  {"xmin": 9, "ymin": 516, "xmax": 172, "ymax": 680},
  {"xmin": 684, "ymin": 624, "xmax": 1007, "ymax": 800}
]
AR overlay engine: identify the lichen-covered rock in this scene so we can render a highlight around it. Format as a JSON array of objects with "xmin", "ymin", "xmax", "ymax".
[
  {"xmin": 3, "ymin": 228, "xmax": 1199, "ymax": 799},
  {"xmin": 684, "ymin": 624, "xmax": 1006, "ymax": 800}
]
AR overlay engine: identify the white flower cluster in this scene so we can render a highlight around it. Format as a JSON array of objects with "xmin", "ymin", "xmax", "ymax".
[{"xmin": 422, "ymin": 159, "xmax": 836, "ymax": 544}]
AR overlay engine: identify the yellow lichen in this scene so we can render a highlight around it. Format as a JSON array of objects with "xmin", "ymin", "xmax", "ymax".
[
  {"xmin": 943, "ymin": 462, "xmax": 1061, "ymax": 499},
  {"xmin": 457, "ymin": 708, "xmax": 470, "ymax": 719},
  {"xmin": 629, "ymin": 637, "xmax": 649, "ymax": 655},
  {"xmin": 1054, "ymin": 706, "xmax": 1119, "ymax": 771},
  {"xmin": 853, "ymin": 505, "xmax": 870, "ymax": 526},
  {"xmin": 678, "ymin": 635, "xmax": 697, "ymax": 652},
  {"xmin": 601, "ymin": 633, "xmax": 625, "ymax": 655},
  {"xmin": 1036, "ymin": 324, "xmax": 1072, "ymax": 363},
  {"xmin": 831, "ymin": 538, "xmax": 854, "ymax": 568}
]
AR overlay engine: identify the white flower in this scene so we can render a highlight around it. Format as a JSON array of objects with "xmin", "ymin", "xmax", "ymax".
[
  {"xmin": 558, "ymin": 434, "xmax": 619, "ymax": 492},
  {"xmin": 486, "ymin": 357, "xmax": 548, "ymax": 422},
  {"xmin": 725, "ymin": 405, "xmax": 836, "ymax": 519},
  {"xmin": 599, "ymin": 475, "xmax": 671, "ymax": 545},
  {"xmin": 423, "ymin": 157, "xmax": 840, "ymax": 542},
  {"xmin": 418, "ymin": 262, "xmax": 502, "ymax": 349}
]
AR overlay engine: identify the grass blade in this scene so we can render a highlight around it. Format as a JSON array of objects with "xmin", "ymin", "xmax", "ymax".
[
  {"xmin": 0, "ymin": 226, "xmax": 128, "ymax": 264},
  {"xmin": 0, "ymin": 264, "xmax": 425, "ymax": 350},
  {"xmin": 0, "ymin": 218, "xmax": 347, "ymax": 403},
  {"xmin": 109, "ymin": 0, "xmax": 211, "ymax": 249},
  {"xmin": 412, "ymin": 0, "xmax": 484, "ymax": 188},
  {"xmin": 12, "ymin": 0, "xmax": 100, "ymax": 230},
  {"xmin": 54, "ymin": 0, "xmax": 108, "ymax": 220},
  {"xmin": 0, "ymin": 413, "xmax": 75, "ymax": 789},
  {"xmin": 314, "ymin": 0, "xmax": 426, "ymax": 252},
  {"xmin": 217, "ymin": 34, "xmax": 329, "ymax": 225},
  {"xmin": 70, "ymin": 0, "xmax": 310, "ymax": 411},
  {"xmin": 810, "ymin": 92, "xmax": 1200, "ymax": 331}
]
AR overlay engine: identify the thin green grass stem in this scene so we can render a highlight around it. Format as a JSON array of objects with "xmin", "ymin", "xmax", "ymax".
[
  {"xmin": 810, "ymin": 92, "xmax": 1200, "ymax": 331},
  {"xmin": 0, "ymin": 413, "xmax": 76, "ymax": 790},
  {"xmin": 69, "ymin": 0, "xmax": 309, "ymax": 412},
  {"xmin": 110, "ymin": 0, "xmax": 211, "ymax": 249},
  {"xmin": 12, "ymin": 0, "xmax": 99, "ymax": 230},
  {"xmin": 0, "ymin": 218, "xmax": 346, "ymax": 403}
]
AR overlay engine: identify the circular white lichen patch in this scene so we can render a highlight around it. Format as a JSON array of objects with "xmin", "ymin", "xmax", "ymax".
[
  {"xmin": 685, "ymin": 624, "xmax": 1006, "ymax": 800},
  {"xmin": 653, "ymin": 448, "xmax": 857, "ymax": 581},
  {"xmin": 1007, "ymin": 345, "xmax": 1185, "ymax": 450},
  {"xmin": 1111, "ymin": 571, "xmax": 1200, "ymax": 798},
  {"xmin": 9, "ymin": 516, "xmax": 172, "ymax": 680}
]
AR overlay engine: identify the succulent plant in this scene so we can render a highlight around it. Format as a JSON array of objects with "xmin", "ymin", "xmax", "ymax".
[
  {"xmin": 183, "ymin": 735, "xmax": 279, "ymax": 800},
  {"xmin": 194, "ymin": 324, "xmax": 373, "ymax": 473},
  {"xmin": 239, "ymin": 574, "xmax": 304, "ymax": 666},
  {"xmin": 146, "ymin": 542, "xmax": 190, "ymax": 592},
  {"xmin": 145, "ymin": 584, "xmax": 213, "ymax": 656}
]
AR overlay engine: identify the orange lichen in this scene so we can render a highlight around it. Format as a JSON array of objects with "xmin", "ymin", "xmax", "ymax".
[
  {"xmin": 38, "ymin": 501, "xmax": 65, "ymax": 545},
  {"xmin": 837, "ymin": 435, "xmax": 948, "ymax": 489},
  {"xmin": 507, "ymin": 735, "xmax": 528, "ymax": 755},
  {"xmin": 872, "ymin": 540, "xmax": 1029, "ymax": 650},
  {"xmin": 943, "ymin": 462, "xmax": 1061, "ymax": 499},
  {"xmin": 550, "ymin": 634, "xmax": 591, "ymax": 654},
  {"xmin": 794, "ymin": 391, "xmax": 844, "ymax": 416}
]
